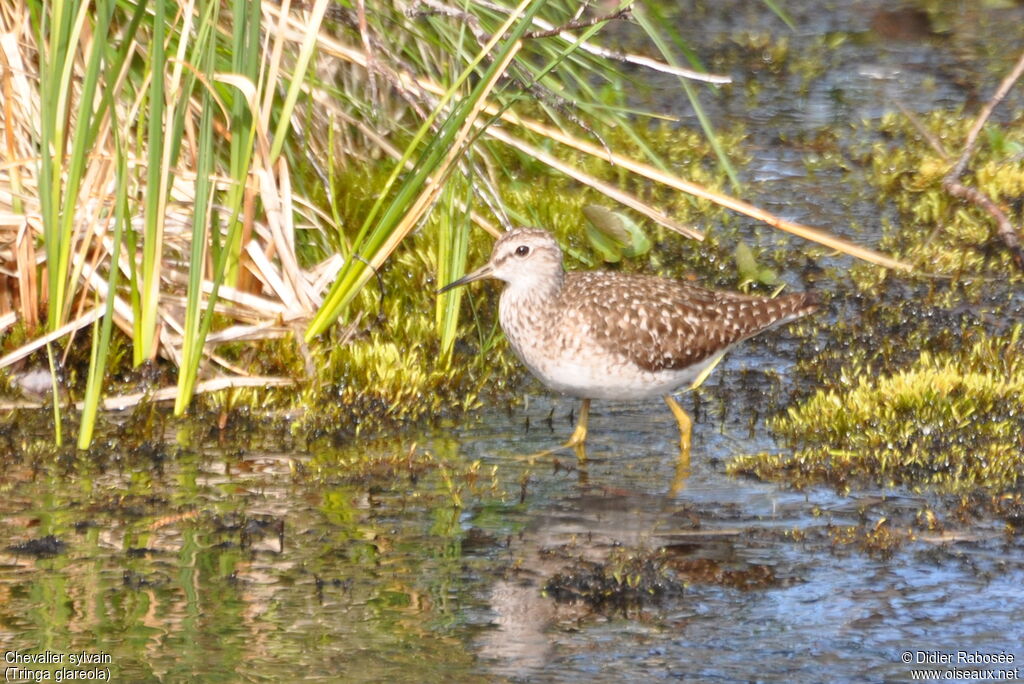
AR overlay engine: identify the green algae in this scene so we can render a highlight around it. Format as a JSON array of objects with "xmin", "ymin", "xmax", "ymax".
[
  {"xmin": 730, "ymin": 89, "xmax": 1024, "ymax": 514},
  {"xmin": 849, "ymin": 109, "xmax": 1024, "ymax": 286},
  {"xmin": 295, "ymin": 226, "xmax": 516, "ymax": 436},
  {"xmin": 729, "ymin": 324, "xmax": 1024, "ymax": 495}
]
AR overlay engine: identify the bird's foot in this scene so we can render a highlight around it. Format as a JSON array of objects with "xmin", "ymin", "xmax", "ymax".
[{"xmin": 520, "ymin": 428, "xmax": 588, "ymax": 465}]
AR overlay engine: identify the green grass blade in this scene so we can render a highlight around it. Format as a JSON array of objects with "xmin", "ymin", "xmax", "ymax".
[
  {"xmin": 633, "ymin": 4, "xmax": 740, "ymax": 190},
  {"xmin": 78, "ymin": 127, "xmax": 129, "ymax": 449},
  {"xmin": 175, "ymin": 0, "xmax": 220, "ymax": 416},
  {"xmin": 762, "ymin": 0, "xmax": 796, "ymax": 30},
  {"xmin": 36, "ymin": 0, "xmax": 86, "ymax": 331},
  {"xmin": 56, "ymin": 0, "xmax": 116, "ymax": 324},
  {"xmin": 435, "ymin": 175, "xmax": 471, "ymax": 365},
  {"xmin": 46, "ymin": 342, "xmax": 62, "ymax": 446},
  {"xmin": 335, "ymin": 1, "xmax": 540, "ymax": 277},
  {"xmin": 268, "ymin": 0, "xmax": 329, "ymax": 163},
  {"xmin": 223, "ymin": 0, "xmax": 261, "ymax": 286},
  {"xmin": 137, "ymin": 0, "xmax": 167, "ymax": 364},
  {"xmin": 305, "ymin": 0, "xmax": 550, "ymax": 340}
]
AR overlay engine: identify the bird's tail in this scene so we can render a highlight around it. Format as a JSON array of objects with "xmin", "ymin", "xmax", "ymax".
[{"xmin": 744, "ymin": 290, "xmax": 819, "ymax": 333}]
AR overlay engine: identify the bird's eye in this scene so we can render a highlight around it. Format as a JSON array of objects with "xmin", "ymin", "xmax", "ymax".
[{"xmin": 515, "ymin": 245, "xmax": 530, "ymax": 257}]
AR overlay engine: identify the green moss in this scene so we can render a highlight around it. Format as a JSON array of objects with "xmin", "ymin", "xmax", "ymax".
[
  {"xmin": 729, "ymin": 324, "xmax": 1024, "ymax": 494},
  {"xmin": 849, "ymin": 109, "xmax": 1024, "ymax": 286},
  {"xmin": 295, "ymin": 231, "xmax": 520, "ymax": 436}
]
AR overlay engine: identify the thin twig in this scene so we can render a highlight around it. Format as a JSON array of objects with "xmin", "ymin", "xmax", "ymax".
[
  {"xmin": 943, "ymin": 181, "xmax": 1023, "ymax": 270},
  {"xmin": 523, "ymin": 6, "xmax": 632, "ymax": 39},
  {"xmin": 946, "ymin": 50, "xmax": 1024, "ymax": 181},
  {"xmin": 96, "ymin": 376, "xmax": 295, "ymax": 411},
  {"xmin": 942, "ymin": 49, "xmax": 1024, "ymax": 271},
  {"xmin": 486, "ymin": 124, "xmax": 704, "ymax": 241},
  {"xmin": 894, "ymin": 101, "xmax": 949, "ymax": 161},
  {"xmin": 483, "ymin": 109, "xmax": 910, "ymax": 269},
  {"xmin": 0, "ymin": 308, "xmax": 103, "ymax": 370},
  {"xmin": 309, "ymin": 25, "xmax": 904, "ymax": 269}
]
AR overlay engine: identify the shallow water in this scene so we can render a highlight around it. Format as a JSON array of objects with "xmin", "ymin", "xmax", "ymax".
[
  {"xmin": 458, "ymin": 395, "xmax": 1024, "ymax": 681},
  {"xmin": 3, "ymin": 1, "xmax": 1024, "ymax": 682},
  {"xmin": 2, "ymin": 397, "xmax": 1021, "ymax": 682}
]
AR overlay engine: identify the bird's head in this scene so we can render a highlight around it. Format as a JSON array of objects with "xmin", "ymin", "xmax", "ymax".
[{"xmin": 437, "ymin": 228, "xmax": 564, "ymax": 294}]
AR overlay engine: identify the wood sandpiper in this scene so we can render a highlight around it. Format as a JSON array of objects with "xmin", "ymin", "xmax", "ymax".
[{"xmin": 439, "ymin": 227, "xmax": 817, "ymax": 460}]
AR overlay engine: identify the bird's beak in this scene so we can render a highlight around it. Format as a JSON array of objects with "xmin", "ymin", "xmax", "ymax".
[{"xmin": 436, "ymin": 263, "xmax": 494, "ymax": 294}]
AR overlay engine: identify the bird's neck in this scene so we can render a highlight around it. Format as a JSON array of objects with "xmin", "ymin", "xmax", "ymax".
[
  {"xmin": 497, "ymin": 270, "xmax": 562, "ymax": 360},
  {"xmin": 501, "ymin": 267, "xmax": 564, "ymax": 309}
]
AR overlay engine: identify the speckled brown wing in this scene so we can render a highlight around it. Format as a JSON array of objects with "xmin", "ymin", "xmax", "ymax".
[{"xmin": 563, "ymin": 272, "xmax": 817, "ymax": 373}]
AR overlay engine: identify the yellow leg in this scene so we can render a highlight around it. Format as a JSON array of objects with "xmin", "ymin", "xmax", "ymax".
[
  {"xmin": 663, "ymin": 395, "xmax": 692, "ymax": 453},
  {"xmin": 565, "ymin": 398, "xmax": 590, "ymax": 453},
  {"xmin": 525, "ymin": 398, "xmax": 590, "ymax": 464},
  {"xmin": 664, "ymin": 396, "xmax": 692, "ymax": 494}
]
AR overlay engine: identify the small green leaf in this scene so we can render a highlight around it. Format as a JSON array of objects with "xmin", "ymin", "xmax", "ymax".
[
  {"xmin": 985, "ymin": 125, "xmax": 1006, "ymax": 154},
  {"xmin": 619, "ymin": 219, "xmax": 652, "ymax": 258},
  {"xmin": 583, "ymin": 205, "xmax": 652, "ymax": 260},
  {"xmin": 583, "ymin": 205, "xmax": 630, "ymax": 242},
  {"xmin": 985, "ymin": 124, "xmax": 1024, "ymax": 158},
  {"xmin": 585, "ymin": 222, "xmax": 623, "ymax": 262},
  {"xmin": 734, "ymin": 241, "xmax": 779, "ymax": 286},
  {"xmin": 757, "ymin": 266, "xmax": 779, "ymax": 286},
  {"xmin": 734, "ymin": 240, "xmax": 759, "ymax": 284}
]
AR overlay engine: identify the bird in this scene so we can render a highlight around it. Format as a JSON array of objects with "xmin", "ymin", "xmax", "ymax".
[{"xmin": 438, "ymin": 227, "xmax": 817, "ymax": 461}]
